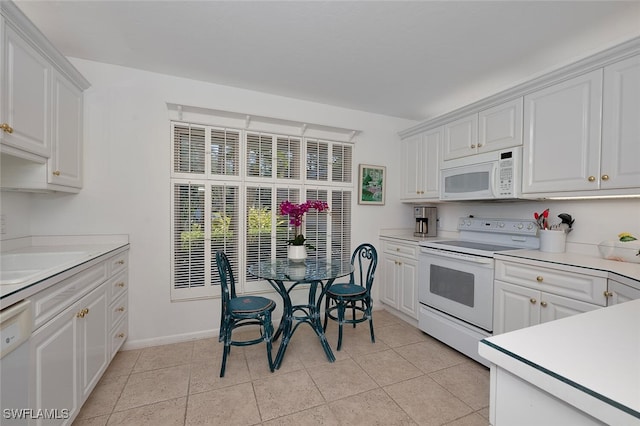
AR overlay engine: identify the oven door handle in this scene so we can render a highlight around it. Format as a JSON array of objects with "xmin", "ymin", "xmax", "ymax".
[{"xmin": 419, "ymin": 248, "xmax": 493, "ymax": 264}]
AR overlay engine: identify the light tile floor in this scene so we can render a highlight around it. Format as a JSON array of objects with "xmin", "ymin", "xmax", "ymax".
[{"xmin": 72, "ymin": 310, "xmax": 490, "ymax": 426}]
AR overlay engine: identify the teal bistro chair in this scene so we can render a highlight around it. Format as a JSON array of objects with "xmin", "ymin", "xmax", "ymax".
[
  {"xmin": 215, "ymin": 251, "xmax": 276, "ymax": 377},
  {"xmin": 323, "ymin": 243, "xmax": 378, "ymax": 350}
]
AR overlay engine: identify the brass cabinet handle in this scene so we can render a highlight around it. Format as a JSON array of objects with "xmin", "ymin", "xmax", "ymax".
[
  {"xmin": 588, "ymin": 176, "xmax": 596, "ymax": 182},
  {"xmin": 540, "ymin": 301, "xmax": 548, "ymax": 307},
  {"xmin": 604, "ymin": 291, "xmax": 613, "ymax": 298},
  {"xmin": 116, "ymin": 282, "xmax": 125, "ymax": 288},
  {"xmin": 536, "ymin": 276, "xmax": 543, "ymax": 282},
  {"xmin": 52, "ymin": 171, "xmax": 61, "ymax": 176},
  {"xmin": 0, "ymin": 123, "xmax": 14, "ymax": 133},
  {"xmin": 601, "ymin": 174, "xmax": 609, "ymax": 181},
  {"xmin": 529, "ymin": 298, "xmax": 537, "ymax": 304},
  {"xmin": 117, "ymin": 333, "xmax": 125, "ymax": 338},
  {"xmin": 116, "ymin": 307, "xmax": 125, "ymax": 312}
]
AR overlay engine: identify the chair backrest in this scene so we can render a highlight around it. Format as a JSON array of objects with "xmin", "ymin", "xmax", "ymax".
[
  {"xmin": 215, "ymin": 251, "xmax": 237, "ymax": 313},
  {"xmin": 350, "ymin": 243, "xmax": 378, "ymax": 291}
]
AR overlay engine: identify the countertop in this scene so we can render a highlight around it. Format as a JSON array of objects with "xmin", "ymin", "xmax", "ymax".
[
  {"xmin": 479, "ymin": 298, "xmax": 640, "ymax": 424},
  {"xmin": 496, "ymin": 249, "xmax": 640, "ymax": 289},
  {"xmin": 0, "ymin": 235, "xmax": 129, "ymax": 309}
]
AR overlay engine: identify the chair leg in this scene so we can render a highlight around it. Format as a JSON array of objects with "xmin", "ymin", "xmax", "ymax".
[
  {"xmin": 351, "ymin": 301, "xmax": 357, "ymax": 328},
  {"xmin": 323, "ymin": 296, "xmax": 330, "ymax": 332},
  {"xmin": 336, "ymin": 300, "xmax": 346, "ymax": 351},
  {"xmin": 264, "ymin": 313, "xmax": 275, "ymax": 373},
  {"xmin": 366, "ymin": 299, "xmax": 375, "ymax": 343},
  {"xmin": 219, "ymin": 325, "xmax": 232, "ymax": 377}
]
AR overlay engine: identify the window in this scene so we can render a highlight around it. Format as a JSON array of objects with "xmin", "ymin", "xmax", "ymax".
[{"xmin": 170, "ymin": 121, "xmax": 353, "ymax": 300}]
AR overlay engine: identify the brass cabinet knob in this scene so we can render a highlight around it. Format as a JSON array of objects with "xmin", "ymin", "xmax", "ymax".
[
  {"xmin": 604, "ymin": 291, "xmax": 613, "ymax": 298},
  {"xmin": 529, "ymin": 298, "xmax": 537, "ymax": 304},
  {"xmin": 470, "ymin": 144, "xmax": 476, "ymax": 149},
  {"xmin": 536, "ymin": 276, "xmax": 543, "ymax": 282},
  {"xmin": 588, "ymin": 176, "xmax": 596, "ymax": 182},
  {"xmin": 76, "ymin": 311, "xmax": 85, "ymax": 318},
  {"xmin": 117, "ymin": 333, "xmax": 125, "ymax": 338},
  {"xmin": 540, "ymin": 301, "xmax": 548, "ymax": 307},
  {"xmin": 52, "ymin": 171, "xmax": 61, "ymax": 176},
  {"xmin": 116, "ymin": 307, "xmax": 125, "ymax": 312},
  {"xmin": 116, "ymin": 282, "xmax": 125, "ymax": 288},
  {"xmin": 116, "ymin": 260, "xmax": 125, "ymax": 265},
  {"xmin": 601, "ymin": 174, "xmax": 609, "ymax": 181},
  {"xmin": 0, "ymin": 123, "xmax": 14, "ymax": 133},
  {"xmin": 477, "ymin": 143, "xmax": 483, "ymax": 148}
]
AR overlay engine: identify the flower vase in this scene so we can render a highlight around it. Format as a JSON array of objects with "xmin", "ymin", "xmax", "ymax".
[{"xmin": 287, "ymin": 245, "xmax": 307, "ymax": 263}]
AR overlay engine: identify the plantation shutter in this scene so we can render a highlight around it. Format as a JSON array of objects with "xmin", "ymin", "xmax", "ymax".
[
  {"xmin": 305, "ymin": 189, "xmax": 329, "ymax": 261},
  {"xmin": 210, "ymin": 184, "xmax": 239, "ymax": 285},
  {"xmin": 246, "ymin": 186, "xmax": 273, "ymax": 281},
  {"xmin": 173, "ymin": 183, "xmax": 206, "ymax": 289},
  {"xmin": 331, "ymin": 143, "xmax": 353, "ymax": 183},
  {"xmin": 173, "ymin": 124, "xmax": 205, "ymax": 175},
  {"xmin": 306, "ymin": 139, "xmax": 329, "ymax": 181},
  {"xmin": 246, "ymin": 133, "xmax": 273, "ymax": 178},
  {"xmin": 210, "ymin": 128, "xmax": 240, "ymax": 176},
  {"xmin": 275, "ymin": 136, "xmax": 301, "ymax": 179},
  {"xmin": 331, "ymin": 190, "xmax": 352, "ymax": 262},
  {"xmin": 275, "ymin": 188, "xmax": 300, "ymax": 259}
]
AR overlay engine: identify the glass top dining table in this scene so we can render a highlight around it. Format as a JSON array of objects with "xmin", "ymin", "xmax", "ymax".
[{"xmin": 247, "ymin": 259, "xmax": 353, "ymax": 369}]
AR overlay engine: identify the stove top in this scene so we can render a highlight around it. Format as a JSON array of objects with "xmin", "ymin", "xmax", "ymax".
[{"xmin": 419, "ymin": 217, "xmax": 540, "ymax": 256}]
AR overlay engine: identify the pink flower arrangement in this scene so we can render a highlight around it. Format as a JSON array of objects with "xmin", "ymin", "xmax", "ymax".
[{"xmin": 279, "ymin": 199, "xmax": 329, "ymax": 246}]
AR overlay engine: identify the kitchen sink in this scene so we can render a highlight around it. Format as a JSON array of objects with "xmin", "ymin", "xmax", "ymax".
[{"xmin": 0, "ymin": 251, "xmax": 91, "ymax": 285}]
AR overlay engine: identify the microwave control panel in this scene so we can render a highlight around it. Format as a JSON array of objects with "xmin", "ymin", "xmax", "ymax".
[{"xmin": 497, "ymin": 152, "xmax": 515, "ymax": 196}]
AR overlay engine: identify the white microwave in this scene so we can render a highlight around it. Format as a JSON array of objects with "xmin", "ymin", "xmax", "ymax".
[{"xmin": 440, "ymin": 147, "xmax": 521, "ymax": 201}]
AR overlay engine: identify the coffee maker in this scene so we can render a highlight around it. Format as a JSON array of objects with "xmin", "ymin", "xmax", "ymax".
[{"xmin": 414, "ymin": 206, "xmax": 437, "ymax": 237}]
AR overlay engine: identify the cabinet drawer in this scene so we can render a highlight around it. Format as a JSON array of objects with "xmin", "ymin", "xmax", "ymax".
[
  {"xmin": 108, "ymin": 252, "xmax": 128, "ymax": 276},
  {"xmin": 109, "ymin": 292, "xmax": 128, "ymax": 329},
  {"xmin": 495, "ymin": 261, "xmax": 607, "ymax": 306},
  {"xmin": 30, "ymin": 262, "xmax": 108, "ymax": 330},
  {"xmin": 110, "ymin": 315, "xmax": 128, "ymax": 359},
  {"xmin": 108, "ymin": 270, "xmax": 128, "ymax": 302},
  {"xmin": 383, "ymin": 241, "xmax": 417, "ymax": 259}
]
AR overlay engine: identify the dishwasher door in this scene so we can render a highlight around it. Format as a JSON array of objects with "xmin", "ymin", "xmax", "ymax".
[{"xmin": 1, "ymin": 300, "xmax": 33, "ymax": 424}]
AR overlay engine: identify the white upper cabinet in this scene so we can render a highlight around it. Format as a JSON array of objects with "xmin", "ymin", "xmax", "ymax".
[
  {"xmin": 522, "ymin": 70, "xmax": 603, "ymax": 194},
  {"xmin": 0, "ymin": 1, "xmax": 89, "ymax": 192},
  {"xmin": 400, "ymin": 126, "xmax": 441, "ymax": 201},
  {"xmin": 0, "ymin": 22, "xmax": 51, "ymax": 160},
  {"xmin": 443, "ymin": 98, "xmax": 523, "ymax": 161},
  {"xmin": 601, "ymin": 54, "xmax": 640, "ymax": 190}
]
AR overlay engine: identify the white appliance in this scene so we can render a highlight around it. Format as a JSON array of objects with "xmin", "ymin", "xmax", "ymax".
[
  {"xmin": 417, "ymin": 217, "xmax": 538, "ymax": 366},
  {"xmin": 1, "ymin": 300, "xmax": 33, "ymax": 424},
  {"xmin": 440, "ymin": 147, "xmax": 521, "ymax": 200}
]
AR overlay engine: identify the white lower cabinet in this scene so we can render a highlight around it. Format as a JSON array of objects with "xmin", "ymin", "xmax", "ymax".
[
  {"xmin": 607, "ymin": 279, "xmax": 640, "ymax": 305},
  {"xmin": 380, "ymin": 239, "xmax": 418, "ymax": 319},
  {"xmin": 493, "ymin": 258, "xmax": 607, "ymax": 335},
  {"xmin": 27, "ymin": 249, "xmax": 128, "ymax": 425}
]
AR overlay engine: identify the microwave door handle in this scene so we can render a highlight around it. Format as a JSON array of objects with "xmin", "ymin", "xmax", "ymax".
[{"xmin": 491, "ymin": 162, "xmax": 499, "ymax": 196}]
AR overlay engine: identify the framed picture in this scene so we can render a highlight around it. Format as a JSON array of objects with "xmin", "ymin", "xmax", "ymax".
[{"xmin": 358, "ymin": 164, "xmax": 386, "ymax": 205}]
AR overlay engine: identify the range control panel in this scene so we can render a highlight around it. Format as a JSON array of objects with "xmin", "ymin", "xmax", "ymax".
[{"xmin": 457, "ymin": 217, "xmax": 538, "ymax": 236}]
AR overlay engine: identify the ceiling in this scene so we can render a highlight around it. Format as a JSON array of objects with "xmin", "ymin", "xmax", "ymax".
[{"xmin": 13, "ymin": 1, "xmax": 640, "ymax": 121}]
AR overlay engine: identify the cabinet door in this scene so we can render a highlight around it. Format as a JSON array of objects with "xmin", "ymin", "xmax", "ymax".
[
  {"xmin": 443, "ymin": 114, "xmax": 477, "ymax": 160},
  {"xmin": 608, "ymin": 280, "xmax": 640, "ymax": 305},
  {"xmin": 522, "ymin": 70, "xmax": 603, "ymax": 194},
  {"xmin": 78, "ymin": 284, "xmax": 108, "ymax": 401},
  {"xmin": 380, "ymin": 255, "xmax": 399, "ymax": 308},
  {"xmin": 398, "ymin": 258, "xmax": 418, "ymax": 319},
  {"xmin": 493, "ymin": 280, "xmax": 539, "ymax": 335},
  {"xmin": 601, "ymin": 55, "xmax": 640, "ymax": 190},
  {"xmin": 539, "ymin": 292, "xmax": 600, "ymax": 324},
  {"xmin": 421, "ymin": 127, "xmax": 441, "ymax": 199},
  {"xmin": 50, "ymin": 70, "xmax": 83, "ymax": 188},
  {"xmin": 29, "ymin": 306, "xmax": 79, "ymax": 426},
  {"xmin": 1, "ymin": 24, "xmax": 51, "ymax": 159},
  {"xmin": 478, "ymin": 98, "xmax": 523, "ymax": 153},
  {"xmin": 400, "ymin": 133, "xmax": 422, "ymax": 199}
]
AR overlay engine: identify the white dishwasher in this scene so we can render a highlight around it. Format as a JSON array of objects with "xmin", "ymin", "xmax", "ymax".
[{"xmin": 1, "ymin": 300, "xmax": 33, "ymax": 424}]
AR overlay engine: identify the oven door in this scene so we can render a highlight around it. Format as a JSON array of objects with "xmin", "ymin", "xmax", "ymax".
[{"xmin": 418, "ymin": 247, "xmax": 494, "ymax": 332}]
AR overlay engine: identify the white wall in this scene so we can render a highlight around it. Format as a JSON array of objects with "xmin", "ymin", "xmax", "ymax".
[{"xmin": 21, "ymin": 59, "xmax": 415, "ymax": 347}]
